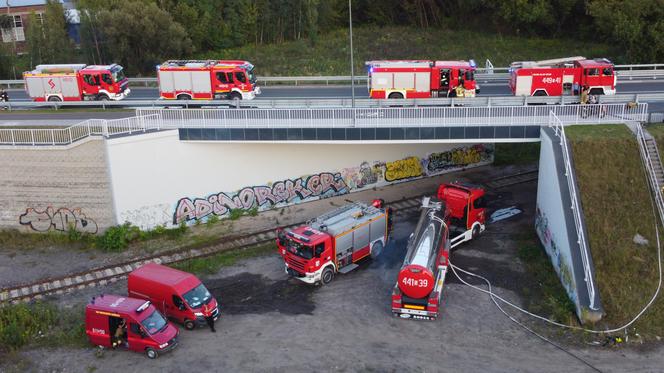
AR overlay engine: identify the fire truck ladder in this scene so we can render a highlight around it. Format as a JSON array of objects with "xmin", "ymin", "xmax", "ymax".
[
  {"xmin": 162, "ymin": 60, "xmax": 216, "ymax": 67},
  {"xmin": 532, "ymin": 56, "xmax": 586, "ymax": 67}
]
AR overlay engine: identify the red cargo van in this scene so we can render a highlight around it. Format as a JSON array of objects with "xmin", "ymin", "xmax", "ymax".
[
  {"xmin": 128, "ymin": 263, "xmax": 220, "ymax": 330},
  {"xmin": 85, "ymin": 294, "xmax": 179, "ymax": 359}
]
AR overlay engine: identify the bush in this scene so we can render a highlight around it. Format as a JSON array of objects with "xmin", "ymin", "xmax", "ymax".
[
  {"xmin": 206, "ymin": 215, "xmax": 219, "ymax": 227},
  {"xmin": 228, "ymin": 209, "xmax": 244, "ymax": 220},
  {"xmin": 95, "ymin": 223, "xmax": 132, "ymax": 252},
  {"xmin": 0, "ymin": 303, "xmax": 57, "ymax": 352},
  {"xmin": 247, "ymin": 207, "xmax": 259, "ymax": 217}
]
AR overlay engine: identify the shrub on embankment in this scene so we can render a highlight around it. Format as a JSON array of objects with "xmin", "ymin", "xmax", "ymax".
[
  {"xmin": 0, "ymin": 302, "xmax": 85, "ymax": 353},
  {"xmin": 566, "ymin": 124, "xmax": 664, "ymax": 339}
]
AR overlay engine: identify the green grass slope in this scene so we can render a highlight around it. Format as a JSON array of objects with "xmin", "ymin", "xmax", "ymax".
[
  {"xmin": 204, "ymin": 26, "xmax": 612, "ymax": 76},
  {"xmin": 566, "ymin": 124, "xmax": 663, "ymax": 338}
]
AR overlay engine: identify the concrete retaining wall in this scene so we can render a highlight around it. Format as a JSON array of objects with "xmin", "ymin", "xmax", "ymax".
[
  {"xmin": 0, "ymin": 138, "xmax": 115, "ymax": 233},
  {"xmin": 536, "ymin": 127, "xmax": 602, "ymax": 323}
]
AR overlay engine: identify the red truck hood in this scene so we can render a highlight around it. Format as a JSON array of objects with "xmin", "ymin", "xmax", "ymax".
[{"xmin": 152, "ymin": 323, "xmax": 178, "ymax": 345}]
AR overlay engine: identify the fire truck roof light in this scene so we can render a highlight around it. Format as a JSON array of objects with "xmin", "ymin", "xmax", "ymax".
[
  {"xmin": 136, "ymin": 301, "xmax": 151, "ymax": 313},
  {"xmin": 469, "ymin": 59, "xmax": 477, "ymax": 68}
]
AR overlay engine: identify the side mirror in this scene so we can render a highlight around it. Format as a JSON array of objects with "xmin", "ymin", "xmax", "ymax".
[
  {"xmin": 178, "ymin": 304, "xmax": 186, "ymax": 311},
  {"xmin": 140, "ymin": 330, "xmax": 147, "ymax": 338}
]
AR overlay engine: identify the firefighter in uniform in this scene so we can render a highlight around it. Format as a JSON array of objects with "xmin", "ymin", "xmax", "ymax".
[
  {"xmin": 455, "ymin": 84, "xmax": 465, "ymax": 98},
  {"xmin": 0, "ymin": 88, "xmax": 8, "ymax": 109},
  {"xmin": 202, "ymin": 302, "xmax": 216, "ymax": 332}
]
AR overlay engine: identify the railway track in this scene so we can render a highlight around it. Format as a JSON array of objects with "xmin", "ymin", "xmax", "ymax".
[
  {"xmin": 0, "ymin": 169, "xmax": 538, "ymax": 304},
  {"xmin": 484, "ymin": 168, "xmax": 539, "ymax": 189}
]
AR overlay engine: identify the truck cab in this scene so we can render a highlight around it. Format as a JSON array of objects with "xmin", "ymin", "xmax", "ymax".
[
  {"xmin": 128, "ymin": 263, "xmax": 220, "ymax": 330},
  {"xmin": 434, "ymin": 60, "xmax": 479, "ymax": 97},
  {"xmin": 85, "ymin": 294, "xmax": 179, "ymax": 359},
  {"xmin": 79, "ymin": 64, "xmax": 130, "ymax": 101},
  {"xmin": 576, "ymin": 59, "xmax": 616, "ymax": 96},
  {"xmin": 437, "ymin": 182, "xmax": 486, "ymax": 247}
]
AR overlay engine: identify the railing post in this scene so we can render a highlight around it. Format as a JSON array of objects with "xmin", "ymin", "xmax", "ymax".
[
  {"xmin": 11, "ymin": 130, "xmax": 15, "ymax": 146},
  {"xmin": 51, "ymin": 129, "xmax": 55, "ymax": 145}
]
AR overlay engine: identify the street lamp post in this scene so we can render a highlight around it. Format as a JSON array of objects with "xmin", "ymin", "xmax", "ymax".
[{"xmin": 349, "ymin": 0, "xmax": 355, "ymax": 123}]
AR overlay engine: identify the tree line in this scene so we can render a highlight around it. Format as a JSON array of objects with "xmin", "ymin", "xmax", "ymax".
[{"xmin": 0, "ymin": 0, "xmax": 662, "ymax": 77}]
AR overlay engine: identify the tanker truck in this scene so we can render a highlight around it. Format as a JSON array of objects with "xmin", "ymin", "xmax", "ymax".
[
  {"xmin": 392, "ymin": 182, "xmax": 486, "ymax": 320},
  {"xmin": 391, "ymin": 197, "xmax": 450, "ymax": 320}
]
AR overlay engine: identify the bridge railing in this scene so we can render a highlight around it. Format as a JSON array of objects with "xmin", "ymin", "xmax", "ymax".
[
  {"xmin": 136, "ymin": 103, "xmax": 648, "ymax": 129},
  {"xmin": 0, "ymin": 104, "xmax": 649, "ymax": 146},
  {"xmin": 548, "ymin": 111, "xmax": 599, "ymax": 311}
]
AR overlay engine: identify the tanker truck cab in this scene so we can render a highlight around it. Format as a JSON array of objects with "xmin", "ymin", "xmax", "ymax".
[
  {"xmin": 128, "ymin": 263, "xmax": 219, "ymax": 331},
  {"xmin": 85, "ymin": 295, "xmax": 178, "ymax": 359},
  {"xmin": 437, "ymin": 182, "xmax": 486, "ymax": 248},
  {"xmin": 278, "ymin": 201, "xmax": 390, "ymax": 285}
]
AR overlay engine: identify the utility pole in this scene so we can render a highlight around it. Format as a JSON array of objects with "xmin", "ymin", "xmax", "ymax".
[{"xmin": 348, "ymin": 0, "xmax": 355, "ymax": 125}]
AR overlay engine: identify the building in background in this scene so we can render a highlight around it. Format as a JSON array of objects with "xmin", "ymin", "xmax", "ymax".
[{"xmin": 0, "ymin": 0, "xmax": 79, "ymax": 53}]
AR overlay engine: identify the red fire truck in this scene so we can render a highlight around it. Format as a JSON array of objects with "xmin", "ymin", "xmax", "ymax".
[
  {"xmin": 23, "ymin": 64, "xmax": 130, "ymax": 102},
  {"xmin": 157, "ymin": 60, "xmax": 261, "ymax": 101},
  {"xmin": 509, "ymin": 56, "xmax": 617, "ymax": 96},
  {"xmin": 392, "ymin": 182, "xmax": 486, "ymax": 320},
  {"xmin": 366, "ymin": 60, "xmax": 479, "ymax": 99},
  {"xmin": 277, "ymin": 200, "xmax": 392, "ymax": 285}
]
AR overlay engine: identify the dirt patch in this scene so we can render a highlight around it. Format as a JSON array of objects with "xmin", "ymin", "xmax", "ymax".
[{"xmin": 207, "ymin": 273, "xmax": 316, "ymax": 315}]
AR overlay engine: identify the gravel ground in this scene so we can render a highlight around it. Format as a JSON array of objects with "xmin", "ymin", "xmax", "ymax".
[{"xmin": 3, "ymin": 167, "xmax": 663, "ymax": 372}]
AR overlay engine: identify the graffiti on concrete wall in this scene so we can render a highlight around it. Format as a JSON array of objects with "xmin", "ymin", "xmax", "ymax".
[
  {"xmin": 120, "ymin": 203, "xmax": 172, "ymax": 230},
  {"xmin": 535, "ymin": 206, "xmax": 577, "ymax": 303},
  {"xmin": 385, "ymin": 156, "xmax": 424, "ymax": 182},
  {"xmin": 174, "ymin": 172, "xmax": 348, "ymax": 224},
  {"xmin": 19, "ymin": 206, "xmax": 98, "ymax": 234},
  {"xmin": 424, "ymin": 144, "xmax": 494, "ymax": 175},
  {"xmin": 167, "ymin": 144, "xmax": 494, "ymax": 226},
  {"xmin": 340, "ymin": 161, "xmax": 385, "ymax": 190}
]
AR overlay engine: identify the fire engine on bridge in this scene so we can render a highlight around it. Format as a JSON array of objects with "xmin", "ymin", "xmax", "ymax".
[
  {"xmin": 392, "ymin": 182, "xmax": 486, "ymax": 320},
  {"xmin": 366, "ymin": 60, "xmax": 479, "ymax": 99},
  {"xmin": 277, "ymin": 200, "xmax": 392, "ymax": 285},
  {"xmin": 23, "ymin": 64, "xmax": 130, "ymax": 102},
  {"xmin": 509, "ymin": 56, "xmax": 617, "ymax": 96},
  {"xmin": 157, "ymin": 60, "xmax": 261, "ymax": 101}
]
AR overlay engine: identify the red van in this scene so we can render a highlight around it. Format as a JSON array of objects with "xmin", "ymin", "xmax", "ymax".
[
  {"xmin": 85, "ymin": 294, "xmax": 179, "ymax": 359},
  {"xmin": 128, "ymin": 263, "xmax": 220, "ymax": 330}
]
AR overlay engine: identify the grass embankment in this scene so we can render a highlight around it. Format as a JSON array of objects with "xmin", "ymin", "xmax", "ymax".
[
  {"xmin": 566, "ymin": 124, "xmax": 663, "ymax": 339},
  {"xmin": 204, "ymin": 26, "xmax": 613, "ymax": 76},
  {"xmin": 517, "ymin": 231, "xmax": 577, "ymax": 323}
]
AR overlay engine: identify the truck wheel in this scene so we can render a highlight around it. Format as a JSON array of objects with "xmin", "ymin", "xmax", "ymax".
[
  {"xmin": 97, "ymin": 95, "xmax": 109, "ymax": 101},
  {"xmin": 47, "ymin": 96, "xmax": 61, "ymax": 102},
  {"xmin": 388, "ymin": 92, "xmax": 403, "ymax": 99},
  {"xmin": 321, "ymin": 267, "xmax": 334, "ymax": 285},
  {"xmin": 472, "ymin": 225, "xmax": 481, "ymax": 239},
  {"xmin": 146, "ymin": 347, "xmax": 158, "ymax": 359},
  {"xmin": 176, "ymin": 94, "xmax": 190, "ymax": 100},
  {"xmin": 370, "ymin": 241, "xmax": 384, "ymax": 259},
  {"xmin": 184, "ymin": 319, "xmax": 195, "ymax": 330},
  {"xmin": 229, "ymin": 92, "xmax": 242, "ymax": 102}
]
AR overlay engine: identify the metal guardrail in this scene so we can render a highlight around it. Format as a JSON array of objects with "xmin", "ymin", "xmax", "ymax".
[
  {"xmin": 548, "ymin": 111, "xmax": 598, "ymax": 311},
  {"xmin": 134, "ymin": 104, "xmax": 647, "ymax": 129},
  {"xmin": 0, "ymin": 93, "xmax": 660, "ymax": 111},
  {"xmin": 0, "ymin": 63, "xmax": 663, "ymax": 88},
  {"xmin": 0, "ymin": 103, "xmax": 648, "ymax": 146},
  {"xmin": 636, "ymin": 125, "xmax": 664, "ymax": 231},
  {"xmin": 0, "ymin": 114, "xmax": 162, "ymax": 146}
]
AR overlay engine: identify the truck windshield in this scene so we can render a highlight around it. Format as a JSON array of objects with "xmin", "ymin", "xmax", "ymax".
[
  {"xmin": 285, "ymin": 238, "xmax": 313, "ymax": 259},
  {"xmin": 183, "ymin": 283, "xmax": 212, "ymax": 309},
  {"xmin": 140, "ymin": 310, "xmax": 168, "ymax": 335},
  {"xmin": 247, "ymin": 66, "xmax": 256, "ymax": 84},
  {"xmin": 112, "ymin": 67, "xmax": 126, "ymax": 83}
]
